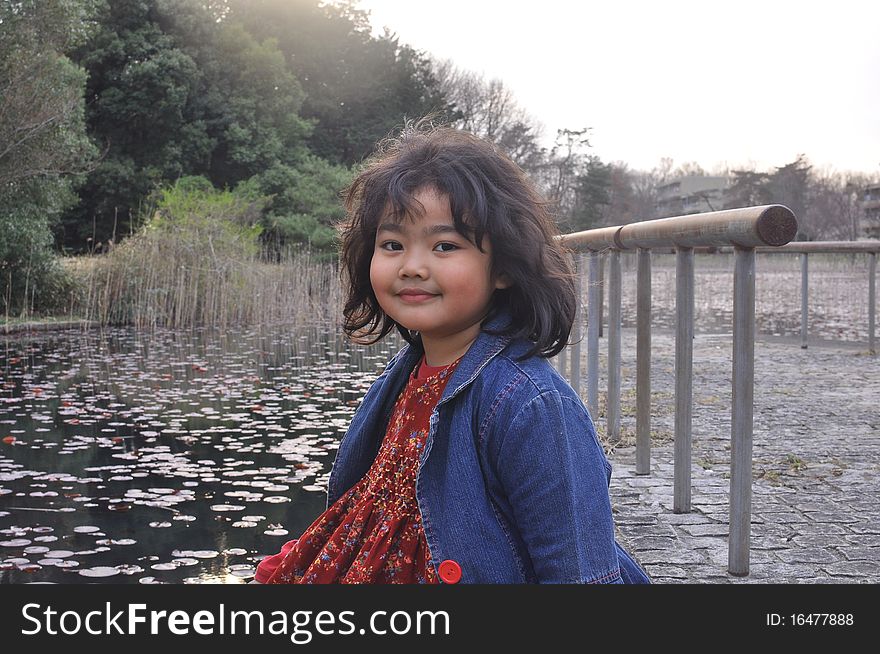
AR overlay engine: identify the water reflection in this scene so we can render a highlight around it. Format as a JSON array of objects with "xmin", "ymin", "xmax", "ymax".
[{"xmin": 0, "ymin": 324, "xmax": 402, "ymax": 584}]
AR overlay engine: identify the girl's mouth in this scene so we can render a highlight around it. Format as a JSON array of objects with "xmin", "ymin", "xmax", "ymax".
[{"xmin": 398, "ymin": 291, "xmax": 439, "ymax": 304}]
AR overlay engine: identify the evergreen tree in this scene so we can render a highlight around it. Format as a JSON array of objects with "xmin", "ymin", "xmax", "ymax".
[
  {"xmin": 573, "ymin": 156, "xmax": 612, "ymax": 230},
  {"xmin": 724, "ymin": 169, "xmax": 772, "ymax": 209},
  {"xmin": 769, "ymin": 155, "xmax": 812, "ymax": 236}
]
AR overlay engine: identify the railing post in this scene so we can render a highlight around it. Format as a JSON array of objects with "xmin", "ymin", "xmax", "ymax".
[
  {"xmin": 558, "ymin": 342, "xmax": 567, "ymax": 377},
  {"xmin": 869, "ymin": 252, "xmax": 876, "ymax": 355},
  {"xmin": 587, "ymin": 252, "xmax": 601, "ymax": 416},
  {"xmin": 554, "ymin": 205, "xmax": 799, "ymax": 578},
  {"xmin": 598, "ymin": 252, "xmax": 605, "ymax": 338},
  {"xmin": 557, "ymin": 260, "xmax": 568, "ymax": 376},
  {"xmin": 800, "ymin": 252, "xmax": 809, "ymax": 349},
  {"xmin": 607, "ymin": 250, "xmax": 622, "ymax": 443},
  {"xmin": 674, "ymin": 247, "xmax": 694, "ymax": 513},
  {"xmin": 636, "ymin": 248, "xmax": 652, "ymax": 475},
  {"xmin": 730, "ymin": 246, "xmax": 756, "ymax": 576},
  {"xmin": 570, "ymin": 252, "xmax": 584, "ymax": 394}
]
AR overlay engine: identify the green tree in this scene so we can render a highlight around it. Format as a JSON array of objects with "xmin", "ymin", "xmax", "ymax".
[
  {"xmin": 227, "ymin": 0, "xmax": 450, "ymax": 166},
  {"xmin": 0, "ymin": 1, "xmax": 98, "ymax": 187},
  {"xmin": 65, "ymin": 0, "xmax": 351, "ymax": 252},
  {"xmin": 64, "ymin": 0, "xmax": 213, "ymax": 247},
  {"xmin": 205, "ymin": 20, "xmax": 312, "ymax": 185},
  {"xmin": 0, "ymin": 0, "xmax": 98, "ymax": 314},
  {"xmin": 244, "ymin": 155, "xmax": 352, "ymax": 255}
]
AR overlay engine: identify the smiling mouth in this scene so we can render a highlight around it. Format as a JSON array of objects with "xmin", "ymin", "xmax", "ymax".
[{"xmin": 397, "ymin": 291, "xmax": 438, "ymax": 303}]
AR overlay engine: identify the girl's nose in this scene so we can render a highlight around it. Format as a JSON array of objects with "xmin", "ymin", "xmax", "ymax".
[{"xmin": 398, "ymin": 251, "xmax": 428, "ymax": 279}]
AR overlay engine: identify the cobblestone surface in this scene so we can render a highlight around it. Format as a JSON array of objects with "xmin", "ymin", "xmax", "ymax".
[{"xmin": 587, "ymin": 329, "xmax": 880, "ymax": 584}]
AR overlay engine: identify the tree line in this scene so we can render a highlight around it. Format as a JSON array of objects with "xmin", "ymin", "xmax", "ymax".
[{"xmin": 1, "ymin": 0, "xmax": 877, "ymax": 315}]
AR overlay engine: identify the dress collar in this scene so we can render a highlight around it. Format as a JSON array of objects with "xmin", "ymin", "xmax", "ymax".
[{"xmin": 387, "ymin": 309, "xmax": 515, "ymax": 406}]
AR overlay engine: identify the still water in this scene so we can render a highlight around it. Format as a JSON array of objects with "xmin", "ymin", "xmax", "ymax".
[{"xmin": 0, "ymin": 325, "xmax": 400, "ymax": 584}]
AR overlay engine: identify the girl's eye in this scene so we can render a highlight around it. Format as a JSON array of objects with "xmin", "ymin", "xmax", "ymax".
[
  {"xmin": 379, "ymin": 241, "xmax": 402, "ymax": 251},
  {"xmin": 434, "ymin": 242, "xmax": 458, "ymax": 253}
]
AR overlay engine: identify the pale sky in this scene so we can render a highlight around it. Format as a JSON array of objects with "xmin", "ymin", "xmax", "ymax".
[{"xmin": 356, "ymin": 0, "xmax": 880, "ymax": 175}]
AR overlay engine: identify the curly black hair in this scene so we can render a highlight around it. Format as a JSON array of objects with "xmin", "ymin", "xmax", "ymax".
[{"xmin": 337, "ymin": 121, "xmax": 576, "ymax": 359}]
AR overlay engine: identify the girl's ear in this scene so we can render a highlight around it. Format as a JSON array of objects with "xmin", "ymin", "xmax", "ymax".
[{"xmin": 494, "ymin": 272, "xmax": 512, "ymax": 290}]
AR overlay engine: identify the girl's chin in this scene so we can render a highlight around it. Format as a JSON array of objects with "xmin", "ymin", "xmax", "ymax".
[
  {"xmin": 394, "ymin": 321, "xmax": 429, "ymax": 334},
  {"xmin": 391, "ymin": 319, "xmax": 437, "ymax": 337}
]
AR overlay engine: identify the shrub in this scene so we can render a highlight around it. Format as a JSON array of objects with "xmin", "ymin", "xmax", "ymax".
[{"xmin": 75, "ymin": 176, "xmax": 340, "ymax": 328}]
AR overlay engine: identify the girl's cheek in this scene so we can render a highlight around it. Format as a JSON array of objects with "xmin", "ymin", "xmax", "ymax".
[{"xmin": 368, "ymin": 259, "xmax": 382, "ymax": 291}]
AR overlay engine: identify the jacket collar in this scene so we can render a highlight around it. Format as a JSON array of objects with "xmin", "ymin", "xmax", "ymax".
[{"xmin": 386, "ymin": 309, "xmax": 515, "ymax": 406}]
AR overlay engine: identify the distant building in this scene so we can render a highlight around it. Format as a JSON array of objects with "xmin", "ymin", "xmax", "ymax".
[
  {"xmin": 861, "ymin": 184, "xmax": 880, "ymax": 239},
  {"xmin": 655, "ymin": 176, "xmax": 729, "ymax": 218}
]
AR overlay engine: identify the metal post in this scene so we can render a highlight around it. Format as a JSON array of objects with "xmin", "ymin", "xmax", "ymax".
[
  {"xmin": 800, "ymin": 253, "xmax": 808, "ymax": 349},
  {"xmin": 636, "ymin": 248, "xmax": 652, "ymax": 475},
  {"xmin": 557, "ymin": 247, "xmax": 568, "ymax": 378},
  {"xmin": 587, "ymin": 252, "xmax": 601, "ymax": 416},
  {"xmin": 730, "ymin": 247, "xmax": 756, "ymax": 576},
  {"xmin": 598, "ymin": 252, "xmax": 605, "ymax": 338},
  {"xmin": 608, "ymin": 250, "xmax": 622, "ymax": 443},
  {"xmin": 869, "ymin": 252, "xmax": 876, "ymax": 355},
  {"xmin": 570, "ymin": 253, "xmax": 584, "ymax": 394},
  {"xmin": 674, "ymin": 247, "xmax": 694, "ymax": 513}
]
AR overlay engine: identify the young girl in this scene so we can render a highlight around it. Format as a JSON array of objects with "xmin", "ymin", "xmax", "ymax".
[{"xmin": 254, "ymin": 124, "xmax": 650, "ymax": 584}]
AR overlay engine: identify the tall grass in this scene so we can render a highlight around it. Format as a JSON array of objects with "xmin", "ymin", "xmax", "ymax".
[
  {"xmin": 66, "ymin": 178, "xmax": 342, "ymax": 330},
  {"xmin": 69, "ymin": 247, "xmax": 341, "ymax": 330}
]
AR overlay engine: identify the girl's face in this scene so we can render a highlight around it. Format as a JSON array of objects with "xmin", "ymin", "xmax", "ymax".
[{"xmin": 370, "ymin": 187, "xmax": 509, "ymax": 364}]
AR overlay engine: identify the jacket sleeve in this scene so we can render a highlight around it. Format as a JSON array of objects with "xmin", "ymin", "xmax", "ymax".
[{"xmin": 494, "ymin": 390, "xmax": 622, "ymax": 583}]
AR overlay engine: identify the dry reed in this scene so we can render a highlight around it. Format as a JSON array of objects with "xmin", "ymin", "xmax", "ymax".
[{"xmin": 67, "ymin": 244, "xmax": 342, "ymax": 330}]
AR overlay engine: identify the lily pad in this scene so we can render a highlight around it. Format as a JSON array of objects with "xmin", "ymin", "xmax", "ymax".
[{"xmin": 79, "ymin": 566, "xmax": 120, "ymax": 578}]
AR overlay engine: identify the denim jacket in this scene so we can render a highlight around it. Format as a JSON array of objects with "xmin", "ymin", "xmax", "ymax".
[{"xmin": 326, "ymin": 310, "xmax": 651, "ymax": 584}]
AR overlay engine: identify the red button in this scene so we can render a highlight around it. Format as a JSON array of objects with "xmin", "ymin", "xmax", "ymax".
[{"xmin": 438, "ymin": 559, "xmax": 461, "ymax": 584}]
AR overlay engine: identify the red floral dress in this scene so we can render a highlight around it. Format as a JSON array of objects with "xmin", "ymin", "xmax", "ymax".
[{"xmin": 256, "ymin": 353, "xmax": 461, "ymax": 584}]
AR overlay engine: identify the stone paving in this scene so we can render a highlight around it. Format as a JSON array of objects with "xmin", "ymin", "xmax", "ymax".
[{"xmin": 589, "ymin": 329, "xmax": 880, "ymax": 583}]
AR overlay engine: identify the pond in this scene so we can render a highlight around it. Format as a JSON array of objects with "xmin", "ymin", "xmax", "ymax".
[
  {"xmin": 0, "ymin": 325, "xmax": 399, "ymax": 584},
  {"xmin": 1, "ymin": 256, "xmax": 872, "ymax": 583}
]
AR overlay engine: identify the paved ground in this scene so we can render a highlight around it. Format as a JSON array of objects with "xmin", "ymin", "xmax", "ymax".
[{"xmin": 587, "ymin": 329, "xmax": 880, "ymax": 584}]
